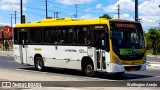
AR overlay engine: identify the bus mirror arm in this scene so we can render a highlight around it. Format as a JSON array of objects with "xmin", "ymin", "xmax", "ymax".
[{"xmin": 22, "ymin": 43, "xmax": 25, "ymax": 48}]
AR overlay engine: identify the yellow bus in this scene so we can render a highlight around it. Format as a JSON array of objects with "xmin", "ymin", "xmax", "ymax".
[{"xmin": 13, "ymin": 18, "xmax": 146, "ymax": 76}]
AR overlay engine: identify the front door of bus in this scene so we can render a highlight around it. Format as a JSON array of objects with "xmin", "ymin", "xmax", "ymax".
[
  {"xmin": 19, "ymin": 32, "xmax": 28, "ymax": 65},
  {"xmin": 94, "ymin": 31, "xmax": 106, "ymax": 70}
]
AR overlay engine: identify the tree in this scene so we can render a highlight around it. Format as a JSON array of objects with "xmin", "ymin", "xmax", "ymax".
[
  {"xmin": 99, "ymin": 14, "xmax": 111, "ymax": 19},
  {"xmin": 145, "ymin": 32, "xmax": 152, "ymax": 50},
  {"xmin": 146, "ymin": 28, "xmax": 160, "ymax": 55}
]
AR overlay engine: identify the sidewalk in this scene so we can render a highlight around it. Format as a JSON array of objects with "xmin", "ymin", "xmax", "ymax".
[
  {"xmin": 147, "ymin": 54, "xmax": 160, "ymax": 69},
  {"xmin": 147, "ymin": 61, "xmax": 160, "ymax": 69},
  {"xmin": 0, "ymin": 50, "xmax": 13, "ymax": 57}
]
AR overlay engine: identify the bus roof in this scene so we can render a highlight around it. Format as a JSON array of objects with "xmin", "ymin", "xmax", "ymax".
[
  {"xmin": 14, "ymin": 18, "xmax": 139, "ymax": 28},
  {"xmin": 15, "ymin": 18, "xmax": 109, "ymax": 28}
]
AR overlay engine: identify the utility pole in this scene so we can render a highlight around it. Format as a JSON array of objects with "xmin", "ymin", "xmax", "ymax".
[
  {"xmin": 135, "ymin": 0, "xmax": 138, "ymax": 22},
  {"xmin": 54, "ymin": 12, "xmax": 56, "ymax": 18},
  {"xmin": 10, "ymin": 14, "xmax": 14, "ymax": 28},
  {"xmin": 20, "ymin": 0, "xmax": 23, "ymax": 23},
  {"xmin": 45, "ymin": 0, "xmax": 48, "ymax": 18},
  {"xmin": 117, "ymin": 4, "xmax": 120, "ymax": 18},
  {"xmin": 54, "ymin": 12, "xmax": 61, "ymax": 18},
  {"xmin": 159, "ymin": 5, "xmax": 160, "ymax": 26},
  {"xmin": 14, "ymin": 11, "xmax": 17, "ymax": 24},
  {"xmin": 74, "ymin": 4, "xmax": 78, "ymax": 18}
]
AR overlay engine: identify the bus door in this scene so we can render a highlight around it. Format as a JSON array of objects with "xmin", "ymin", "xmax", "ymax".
[
  {"xmin": 19, "ymin": 31, "xmax": 28, "ymax": 65},
  {"xmin": 94, "ymin": 30, "xmax": 106, "ymax": 71}
]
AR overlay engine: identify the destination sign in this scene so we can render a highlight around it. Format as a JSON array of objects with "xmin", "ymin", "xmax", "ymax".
[
  {"xmin": 115, "ymin": 23, "xmax": 136, "ymax": 28},
  {"xmin": 95, "ymin": 26, "xmax": 104, "ymax": 29}
]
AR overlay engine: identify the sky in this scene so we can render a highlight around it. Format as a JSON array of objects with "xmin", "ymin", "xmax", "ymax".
[{"xmin": 0, "ymin": 0, "xmax": 160, "ymax": 31}]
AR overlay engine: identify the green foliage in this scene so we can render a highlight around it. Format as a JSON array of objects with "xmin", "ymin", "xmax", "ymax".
[
  {"xmin": 99, "ymin": 14, "xmax": 111, "ymax": 19},
  {"xmin": 145, "ymin": 28, "xmax": 160, "ymax": 55},
  {"xmin": 146, "ymin": 50, "xmax": 153, "ymax": 55},
  {"xmin": 145, "ymin": 32, "xmax": 152, "ymax": 49}
]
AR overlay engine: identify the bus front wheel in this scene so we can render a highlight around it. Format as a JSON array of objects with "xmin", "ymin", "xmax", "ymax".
[
  {"xmin": 84, "ymin": 61, "xmax": 95, "ymax": 77},
  {"xmin": 35, "ymin": 57, "xmax": 45, "ymax": 71}
]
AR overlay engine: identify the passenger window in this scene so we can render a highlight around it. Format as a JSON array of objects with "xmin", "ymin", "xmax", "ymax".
[
  {"xmin": 30, "ymin": 28, "xmax": 42, "ymax": 44},
  {"xmin": 73, "ymin": 27, "xmax": 91, "ymax": 45},
  {"xmin": 43, "ymin": 27, "xmax": 57, "ymax": 44},
  {"xmin": 57, "ymin": 27, "xmax": 73, "ymax": 44}
]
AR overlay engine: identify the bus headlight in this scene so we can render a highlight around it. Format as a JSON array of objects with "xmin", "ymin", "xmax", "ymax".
[{"xmin": 113, "ymin": 57, "xmax": 121, "ymax": 65}]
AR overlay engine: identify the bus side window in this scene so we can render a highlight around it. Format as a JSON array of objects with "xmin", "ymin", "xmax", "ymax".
[
  {"xmin": 30, "ymin": 28, "xmax": 42, "ymax": 44},
  {"xmin": 57, "ymin": 27, "xmax": 73, "ymax": 45},
  {"xmin": 14, "ymin": 29, "xmax": 19, "ymax": 44},
  {"xmin": 73, "ymin": 26, "xmax": 91, "ymax": 45},
  {"xmin": 43, "ymin": 27, "xmax": 57, "ymax": 44}
]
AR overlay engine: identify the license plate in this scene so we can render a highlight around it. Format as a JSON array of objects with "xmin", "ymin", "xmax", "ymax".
[{"xmin": 130, "ymin": 68, "xmax": 138, "ymax": 71}]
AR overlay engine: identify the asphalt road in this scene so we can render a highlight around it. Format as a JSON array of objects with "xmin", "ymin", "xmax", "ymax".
[
  {"xmin": 0, "ymin": 56, "xmax": 29, "ymax": 69},
  {"xmin": 0, "ymin": 56, "xmax": 160, "ymax": 82}
]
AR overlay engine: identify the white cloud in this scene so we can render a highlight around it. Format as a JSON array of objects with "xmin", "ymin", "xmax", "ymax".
[
  {"xmin": 140, "ymin": 16, "xmax": 160, "ymax": 30},
  {"xmin": 113, "ymin": 13, "xmax": 133, "ymax": 21},
  {"xmin": 104, "ymin": 5, "xmax": 117, "ymax": 12},
  {"xmin": 85, "ymin": 8, "xmax": 92, "ymax": 12},
  {"xmin": 0, "ymin": 0, "xmax": 27, "ymax": 11},
  {"xmin": 119, "ymin": 14, "xmax": 132, "ymax": 20},
  {"xmin": 80, "ymin": 14, "xmax": 98, "ymax": 19},
  {"xmin": 56, "ymin": 0, "xmax": 94, "ymax": 5},
  {"xmin": 139, "ymin": 0, "xmax": 160, "ymax": 16},
  {"xmin": 139, "ymin": 0, "xmax": 160, "ymax": 30},
  {"xmin": 96, "ymin": 4, "xmax": 102, "ymax": 9},
  {"xmin": 104, "ymin": 0, "xmax": 135, "ymax": 13},
  {"xmin": 104, "ymin": 0, "xmax": 160, "ymax": 30}
]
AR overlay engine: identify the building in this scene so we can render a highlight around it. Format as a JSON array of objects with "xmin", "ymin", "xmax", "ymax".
[{"xmin": 0, "ymin": 26, "xmax": 12, "ymax": 41}]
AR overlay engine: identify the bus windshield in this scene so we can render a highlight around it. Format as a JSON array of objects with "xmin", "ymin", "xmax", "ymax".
[{"xmin": 111, "ymin": 23, "xmax": 145, "ymax": 60}]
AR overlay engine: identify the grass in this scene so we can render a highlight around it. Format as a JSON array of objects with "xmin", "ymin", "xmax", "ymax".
[{"xmin": 147, "ymin": 50, "xmax": 153, "ymax": 55}]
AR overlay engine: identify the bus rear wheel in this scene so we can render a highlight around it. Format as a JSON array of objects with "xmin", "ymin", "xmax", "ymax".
[
  {"xmin": 35, "ymin": 57, "xmax": 45, "ymax": 71},
  {"xmin": 84, "ymin": 62, "xmax": 95, "ymax": 77}
]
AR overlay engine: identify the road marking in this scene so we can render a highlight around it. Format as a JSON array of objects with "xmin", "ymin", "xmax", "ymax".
[{"xmin": 155, "ymin": 76, "xmax": 160, "ymax": 77}]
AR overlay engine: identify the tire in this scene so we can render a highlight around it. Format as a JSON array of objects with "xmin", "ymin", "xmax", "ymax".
[
  {"xmin": 35, "ymin": 57, "xmax": 45, "ymax": 71},
  {"xmin": 84, "ymin": 61, "xmax": 95, "ymax": 77}
]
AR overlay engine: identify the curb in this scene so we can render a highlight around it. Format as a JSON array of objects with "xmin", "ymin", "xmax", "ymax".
[
  {"xmin": 147, "ymin": 61, "xmax": 160, "ymax": 69},
  {"xmin": 147, "ymin": 55, "xmax": 160, "ymax": 58},
  {"xmin": 0, "ymin": 51, "xmax": 13, "ymax": 57}
]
